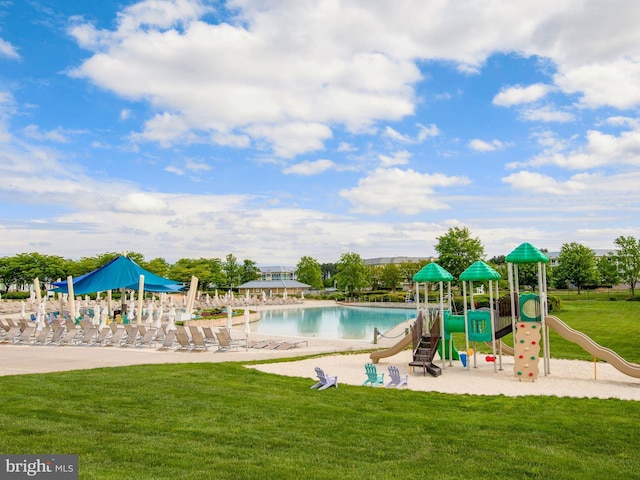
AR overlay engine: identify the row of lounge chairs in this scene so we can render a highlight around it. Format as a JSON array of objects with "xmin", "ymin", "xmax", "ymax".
[{"xmin": 1, "ymin": 318, "xmax": 309, "ymax": 353}]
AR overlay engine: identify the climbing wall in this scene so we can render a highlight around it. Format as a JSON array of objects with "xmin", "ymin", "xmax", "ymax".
[{"xmin": 513, "ymin": 321, "xmax": 541, "ymax": 382}]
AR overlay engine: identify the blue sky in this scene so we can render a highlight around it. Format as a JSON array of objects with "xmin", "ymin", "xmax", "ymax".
[{"xmin": 1, "ymin": 0, "xmax": 639, "ymax": 265}]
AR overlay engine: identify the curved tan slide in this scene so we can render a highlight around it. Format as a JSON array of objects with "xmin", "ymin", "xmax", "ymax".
[
  {"xmin": 369, "ymin": 334, "xmax": 412, "ymax": 364},
  {"xmin": 545, "ymin": 315, "xmax": 640, "ymax": 378}
]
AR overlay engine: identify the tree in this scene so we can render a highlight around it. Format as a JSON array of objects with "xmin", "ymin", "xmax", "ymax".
[
  {"xmin": 0, "ymin": 256, "xmax": 23, "ymax": 293},
  {"xmin": 240, "ymin": 259, "xmax": 261, "ymax": 284},
  {"xmin": 613, "ymin": 236, "xmax": 640, "ymax": 296},
  {"xmin": 380, "ymin": 263, "xmax": 402, "ymax": 292},
  {"xmin": 367, "ymin": 266, "xmax": 383, "ymax": 290},
  {"xmin": 169, "ymin": 258, "xmax": 223, "ymax": 290},
  {"xmin": 222, "ymin": 254, "xmax": 242, "ymax": 289},
  {"xmin": 552, "ymin": 243, "xmax": 598, "ymax": 294},
  {"xmin": 597, "ymin": 254, "xmax": 620, "ymax": 288},
  {"xmin": 320, "ymin": 263, "xmax": 337, "ymax": 287},
  {"xmin": 144, "ymin": 257, "xmax": 171, "ymax": 278},
  {"xmin": 434, "ymin": 227, "xmax": 485, "ymax": 280},
  {"xmin": 335, "ymin": 252, "xmax": 369, "ymax": 294},
  {"xmin": 295, "ymin": 256, "xmax": 323, "ymax": 290},
  {"xmin": 399, "ymin": 259, "xmax": 427, "ymax": 290}
]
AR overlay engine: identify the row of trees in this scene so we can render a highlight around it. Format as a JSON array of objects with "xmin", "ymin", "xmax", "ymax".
[
  {"xmin": 302, "ymin": 228, "xmax": 640, "ymax": 296},
  {"xmin": 1, "ymin": 227, "xmax": 638, "ymax": 296},
  {"xmin": 0, "ymin": 252, "xmax": 262, "ymax": 294}
]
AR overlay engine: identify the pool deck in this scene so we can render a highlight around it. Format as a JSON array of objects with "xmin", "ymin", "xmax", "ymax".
[{"xmin": 0, "ymin": 300, "xmax": 410, "ymax": 377}]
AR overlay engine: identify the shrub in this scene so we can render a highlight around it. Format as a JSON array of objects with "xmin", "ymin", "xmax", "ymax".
[
  {"xmin": 2, "ymin": 291, "xmax": 31, "ymax": 300},
  {"xmin": 547, "ymin": 295, "xmax": 562, "ymax": 313}
]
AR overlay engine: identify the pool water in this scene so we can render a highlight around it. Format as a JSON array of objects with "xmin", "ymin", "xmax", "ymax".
[{"xmin": 252, "ymin": 305, "xmax": 416, "ymax": 340}]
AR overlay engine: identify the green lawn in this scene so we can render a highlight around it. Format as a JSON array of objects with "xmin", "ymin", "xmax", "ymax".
[
  {"xmin": 1, "ymin": 298, "xmax": 639, "ymax": 479},
  {"xmin": 0, "ymin": 363, "xmax": 638, "ymax": 479}
]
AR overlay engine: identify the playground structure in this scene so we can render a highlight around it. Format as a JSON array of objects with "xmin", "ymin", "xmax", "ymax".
[{"xmin": 370, "ymin": 242, "xmax": 640, "ymax": 381}]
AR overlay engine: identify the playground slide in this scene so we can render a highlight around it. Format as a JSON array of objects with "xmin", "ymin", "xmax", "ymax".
[
  {"xmin": 545, "ymin": 315, "xmax": 640, "ymax": 378},
  {"xmin": 369, "ymin": 333, "xmax": 412, "ymax": 364}
]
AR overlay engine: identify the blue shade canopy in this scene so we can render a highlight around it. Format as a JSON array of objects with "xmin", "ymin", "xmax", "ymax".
[
  {"xmin": 412, "ymin": 262, "xmax": 453, "ymax": 282},
  {"xmin": 505, "ymin": 242, "xmax": 549, "ymax": 264},
  {"xmin": 51, "ymin": 256, "xmax": 183, "ymax": 295},
  {"xmin": 459, "ymin": 260, "xmax": 501, "ymax": 281}
]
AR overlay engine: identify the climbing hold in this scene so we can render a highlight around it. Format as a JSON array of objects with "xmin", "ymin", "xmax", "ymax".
[
  {"xmin": 530, "ymin": 356, "xmax": 536, "ymax": 360},
  {"xmin": 520, "ymin": 339, "xmax": 525, "ymax": 344},
  {"xmin": 531, "ymin": 341, "xmax": 537, "ymax": 345},
  {"xmin": 528, "ymin": 372, "xmax": 534, "ymax": 377},
  {"xmin": 518, "ymin": 355, "xmax": 524, "ymax": 359}
]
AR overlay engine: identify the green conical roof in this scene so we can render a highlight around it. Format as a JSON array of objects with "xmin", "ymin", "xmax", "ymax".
[
  {"xmin": 506, "ymin": 242, "xmax": 549, "ymax": 264},
  {"xmin": 459, "ymin": 260, "xmax": 501, "ymax": 281},
  {"xmin": 412, "ymin": 262, "xmax": 453, "ymax": 282}
]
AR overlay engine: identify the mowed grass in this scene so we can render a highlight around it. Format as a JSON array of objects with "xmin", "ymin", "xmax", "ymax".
[
  {"xmin": 549, "ymin": 300, "xmax": 640, "ymax": 362},
  {"xmin": 0, "ymin": 362, "xmax": 638, "ymax": 480}
]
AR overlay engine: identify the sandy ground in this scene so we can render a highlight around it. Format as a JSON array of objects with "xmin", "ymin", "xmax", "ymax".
[
  {"xmin": 251, "ymin": 350, "xmax": 640, "ymax": 401},
  {"xmin": 1, "ymin": 300, "xmax": 639, "ymax": 401}
]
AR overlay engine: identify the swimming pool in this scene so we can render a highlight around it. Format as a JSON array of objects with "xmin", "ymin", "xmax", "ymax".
[{"xmin": 252, "ymin": 305, "xmax": 417, "ymax": 340}]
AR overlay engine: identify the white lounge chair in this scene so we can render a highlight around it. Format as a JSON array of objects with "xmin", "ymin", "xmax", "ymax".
[
  {"xmin": 386, "ymin": 365, "xmax": 409, "ymax": 388},
  {"xmin": 311, "ymin": 367, "xmax": 338, "ymax": 391}
]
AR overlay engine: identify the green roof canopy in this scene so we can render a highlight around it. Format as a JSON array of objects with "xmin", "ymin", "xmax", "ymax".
[
  {"xmin": 505, "ymin": 242, "xmax": 549, "ymax": 264},
  {"xmin": 459, "ymin": 260, "xmax": 501, "ymax": 281},
  {"xmin": 412, "ymin": 262, "xmax": 453, "ymax": 282}
]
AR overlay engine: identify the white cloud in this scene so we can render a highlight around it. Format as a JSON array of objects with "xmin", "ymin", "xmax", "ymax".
[
  {"xmin": 502, "ymin": 171, "xmax": 587, "ymax": 195},
  {"xmin": 120, "ymin": 109, "xmax": 131, "ymax": 120},
  {"xmin": 21, "ymin": 125, "xmax": 73, "ymax": 143},
  {"xmin": 493, "ymin": 83, "xmax": 550, "ymax": 106},
  {"xmin": 282, "ymin": 159, "xmax": 336, "ymax": 175},
  {"xmin": 383, "ymin": 126, "xmax": 412, "ymax": 143},
  {"xmin": 340, "ymin": 167, "xmax": 470, "ymax": 214},
  {"xmin": 604, "ymin": 116, "xmax": 639, "ymax": 128},
  {"xmin": 211, "ymin": 131, "xmax": 251, "ymax": 148},
  {"xmin": 165, "ymin": 165, "xmax": 185, "ymax": 175},
  {"xmin": 384, "ymin": 123, "xmax": 440, "ymax": 144},
  {"xmin": 520, "ymin": 105, "xmax": 575, "ymax": 123},
  {"xmin": 246, "ymin": 122, "xmax": 333, "ymax": 158},
  {"xmin": 379, "ymin": 150, "xmax": 411, "ymax": 167},
  {"xmin": 113, "ymin": 192, "xmax": 173, "ymax": 214},
  {"xmin": 516, "ymin": 125, "xmax": 640, "ymax": 170},
  {"xmin": 553, "ymin": 54, "xmax": 640, "ymax": 111},
  {"xmin": 185, "ymin": 159, "xmax": 210, "ymax": 172},
  {"xmin": 133, "ymin": 113, "xmax": 191, "ymax": 146},
  {"xmin": 0, "ymin": 38, "xmax": 20, "ymax": 60},
  {"xmin": 337, "ymin": 142, "xmax": 357, "ymax": 152},
  {"xmin": 417, "ymin": 123, "xmax": 440, "ymax": 141},
  {"xmin": 469, "ymin": 139, "xmax": 505, "ymax": 152}
]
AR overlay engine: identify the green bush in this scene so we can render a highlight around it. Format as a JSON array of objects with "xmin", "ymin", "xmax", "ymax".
[
  {"xmin": 1, "ymin": 291, "xmax": 31, "ymax": 300},
  {"xmin": 547, "ymin": 295, "xmax": 562, "ymax": 313}
]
